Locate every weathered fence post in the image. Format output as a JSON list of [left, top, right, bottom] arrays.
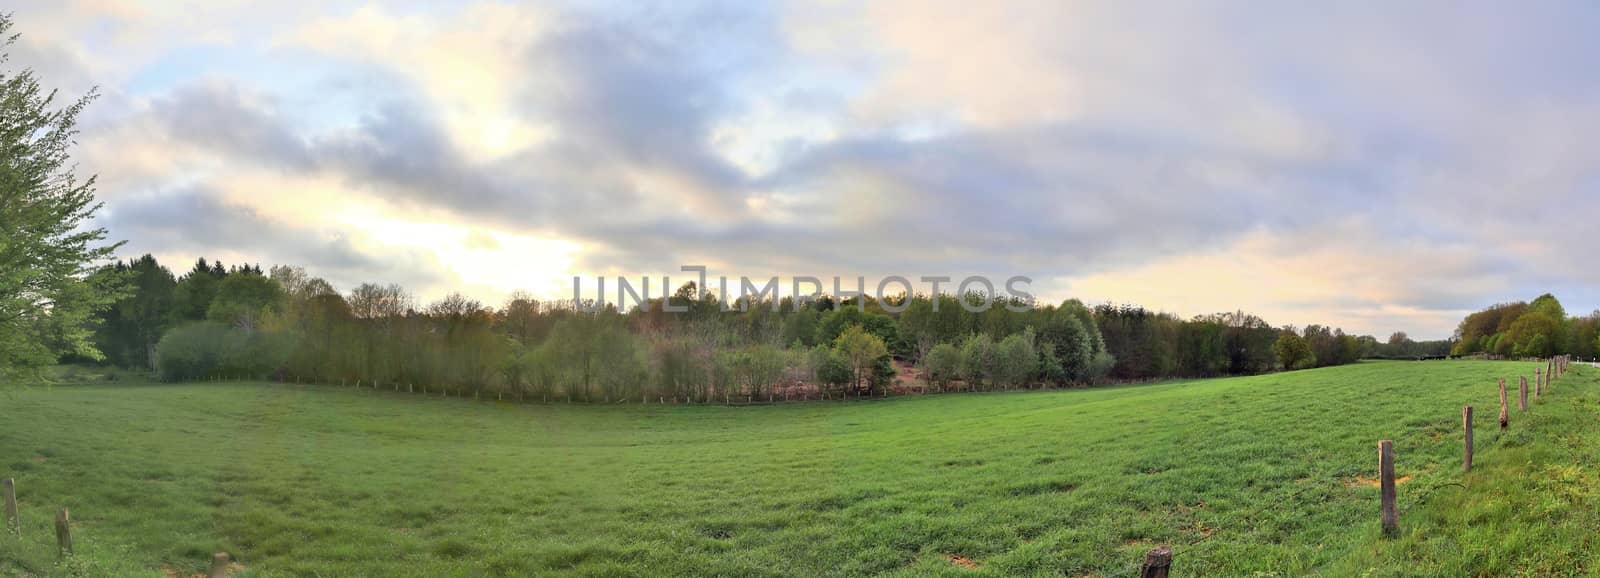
[[55, 507, 71, 556], [209, 552, 231, 578], [3, 478, 17, 537], [1499, 379, 1509, 429], [1379, 440, 1398, 535], [1462, 406, 1473, 473], [1536, 371, 1543, 397], [1519, 377, 1529, 411], [1139, 546, 1172, 578], [1537, 368, 1544, 394]]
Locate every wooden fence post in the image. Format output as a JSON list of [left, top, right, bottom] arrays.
[[1537, 368, 1544, 394], [209, 552, 231, 578], [1519, 377, 1529, 411], [1498, 379, 1509, 429], [1379, 440, 1398, 535], [55, 508, 71, 556], [3, 478, 17, 537], [1536, 371, 1543, 397], [1139, 546, 1172, 578], [1462, 406, 1473, 473]]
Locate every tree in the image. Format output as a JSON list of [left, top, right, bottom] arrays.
[[94, 255, 175, 368], [809, 344, 852, 392], [1273, 332, 1315, 370], [0, 15, 123, 378], [1036, 304, 1093, 383], [834, 324, 888, 394], [817, 308, 902, 355], [923, 343, 961, 391], [1504, 312, 1560, 358], [958, 333, 995, 389], [208, 272, 284, 331], [172, 259, 225, 322], [994, 330, 1039, 388]]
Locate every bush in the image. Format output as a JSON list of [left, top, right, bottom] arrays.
[[809, 345, 852, 391], [994, 331, 1038, 388], [155, 322, 287, 381], [923, 343, 961, 389], [958, 334, 995, 388]]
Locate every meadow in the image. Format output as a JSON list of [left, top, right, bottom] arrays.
[[1, 360, 1597, 576]]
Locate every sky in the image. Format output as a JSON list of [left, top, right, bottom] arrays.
[[10, 0, 1600, 339]]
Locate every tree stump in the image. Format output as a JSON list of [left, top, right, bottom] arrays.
[[1140, 546, 1172, 578]]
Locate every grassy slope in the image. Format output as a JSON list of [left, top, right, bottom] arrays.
[[0, 361, 1593, 576]]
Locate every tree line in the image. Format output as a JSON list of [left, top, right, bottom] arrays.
[[71, 254, 1428, 401], [1451, 293, 1600, 360]]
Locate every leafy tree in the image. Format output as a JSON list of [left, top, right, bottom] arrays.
[[923, 343, 961, 391], [1273, 332, 1315, 370], [808, 344, 852, 391], [994, 329, 1039, 388], [1177, 317, 1227, 376], [208, 272, 284, 331], [1504, 311, 1560, 358], [0, 15, 123, 378], [1037, 303, 1093, 383], [817, 308, 903, 355], [958, 333, 995, 389], [834, 324, 888, 394]]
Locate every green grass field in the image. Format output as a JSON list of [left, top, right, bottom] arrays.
[[2, 360, 1597, 576]]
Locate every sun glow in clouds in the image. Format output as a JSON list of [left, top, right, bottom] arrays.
[[335, 208, 580, 301]]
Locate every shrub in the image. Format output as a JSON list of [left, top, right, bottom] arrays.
[[923, 343, 961, 389]]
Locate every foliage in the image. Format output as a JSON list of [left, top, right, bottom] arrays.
[[833, 324, 889, 393], [80, 253, 1390, 397], [922, 342, 961, 389], [154, 321, 288, 381], [1451, 294, 1572, 359], [0, 16, 123, 379], [958, 333, 995, 388], [1273, 332, 1316, 370], [92, 255, 175, 369], [993, 329, 1038, 388]]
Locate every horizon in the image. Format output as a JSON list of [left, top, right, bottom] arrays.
[[12, 1, 1600, 340]]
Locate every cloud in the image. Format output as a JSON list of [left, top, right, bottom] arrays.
[[12, 1, 1600, 337], [101, 188, 449, 293]]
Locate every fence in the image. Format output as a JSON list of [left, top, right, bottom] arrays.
[[1115, 354, 1575, 574], [1, 478, 232, 577]]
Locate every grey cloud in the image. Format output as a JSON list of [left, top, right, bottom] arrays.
[[102, 189, 448, 292], [55, 1, 1600, 337], [150, 84, 315, 171]]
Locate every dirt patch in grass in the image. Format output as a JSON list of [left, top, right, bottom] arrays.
[[161, 562, 246, 577], [1345, 475, 1412, 488], [945, 554, 980, 569]]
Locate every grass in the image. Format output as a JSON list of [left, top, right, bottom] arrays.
[[0, 360, 1595, 576]]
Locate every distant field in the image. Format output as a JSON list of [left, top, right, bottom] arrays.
[[1, 361, 1597, 576]]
